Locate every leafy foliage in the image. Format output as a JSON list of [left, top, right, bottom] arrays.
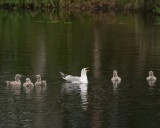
[[0, 0, 159, 14]]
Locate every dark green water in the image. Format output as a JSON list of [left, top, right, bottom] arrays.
[[1, 10, 160, 128]]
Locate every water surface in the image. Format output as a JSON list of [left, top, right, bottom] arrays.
[[0, 11, 160, 128]]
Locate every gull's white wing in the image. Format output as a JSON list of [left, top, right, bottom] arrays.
[[60, 72, 81, 82], [67, 76, 81, 83]]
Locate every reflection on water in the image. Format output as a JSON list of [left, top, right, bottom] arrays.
[[112, 81, 119, 94], [23, 86, 34, 99], [1, 11, 160, 127], [35, 85, 47, 95], [62, 83, 88, 110], [147, 80, 156, 86], [33, 85, 47, 128], [62, 83, 79, 93], [33, 31, 46, 75], [108, 91, 119, 128], [7, 85, 21, 96], [79, 83, 88, 110], [93, 29, 101, 78]]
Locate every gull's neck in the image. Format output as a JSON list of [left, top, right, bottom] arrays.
[[81, 70, 88, 82]]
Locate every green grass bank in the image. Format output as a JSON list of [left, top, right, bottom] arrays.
[[0, 0, 160, 14]]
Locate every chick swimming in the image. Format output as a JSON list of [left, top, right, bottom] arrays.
[[6, 74, 22, 86], [111, 70, 121, 83], [35, 74, 47, 86], [146, 71, 156, 81], [23, 78, 34, 87]]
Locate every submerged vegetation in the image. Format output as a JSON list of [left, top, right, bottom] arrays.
[[0, 0, 160, 14]]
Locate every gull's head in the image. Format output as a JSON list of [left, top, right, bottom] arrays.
[[81, 67, 89, 75], [82, 67, 89, 72], [113, 70, 118, 77], [149, 71, 154, 76], [26, 78, 31, 82], [36, 74, 41, 79]]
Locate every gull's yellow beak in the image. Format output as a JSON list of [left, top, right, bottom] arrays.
[[85, 67, 89, 71]]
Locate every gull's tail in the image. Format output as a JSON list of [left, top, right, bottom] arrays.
[[60, 72, 68, 80]]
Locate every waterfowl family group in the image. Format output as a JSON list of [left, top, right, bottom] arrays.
[[7, 74, 47, 87], [6, 68, 157, 87], [60, 68, 122, 84], [60, 67, 157, 85]]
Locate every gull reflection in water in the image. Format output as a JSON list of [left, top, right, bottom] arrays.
[[79, 83, 88, 110], [35, 85, 47, 95], [112, 81, 120, 94], [62, 83, 88, 110], [148, 80, 156, 87], [23, 86, 34, 99], [148, 80, 156, 92]]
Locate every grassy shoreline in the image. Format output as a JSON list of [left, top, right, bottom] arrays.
[[0, 0, 160, 14]]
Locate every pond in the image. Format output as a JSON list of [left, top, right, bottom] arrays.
[[0, 10, 160, 128]]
